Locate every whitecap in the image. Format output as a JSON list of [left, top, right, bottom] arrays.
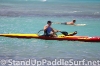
[[94, 12, 99, 14], [41, 0, 47, 2], [69, 11, 82, 13]]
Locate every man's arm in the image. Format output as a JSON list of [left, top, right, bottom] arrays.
[[52, 28, 60, 32], [51, 27, 55, 32], [44, 25, 48, 31]]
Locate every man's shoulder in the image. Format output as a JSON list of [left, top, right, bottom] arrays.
[[44, 24, 48, 27], [46, 24, 49, 26]]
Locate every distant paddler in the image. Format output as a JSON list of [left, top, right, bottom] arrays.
[[53, 19, 86, 26], [53, 19, 76, 25]]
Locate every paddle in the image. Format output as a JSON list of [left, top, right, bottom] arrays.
[[56, 31, 68, 36], [68, 31, 77, 36], [38, 29, 44, 33], [54, 30, 77, 36], [38, 29, 77, 36], [37, 29, 71, 36]]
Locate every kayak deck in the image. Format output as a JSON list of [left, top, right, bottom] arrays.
[[0, 34, 100, 42], [0, 34, 39, 38]]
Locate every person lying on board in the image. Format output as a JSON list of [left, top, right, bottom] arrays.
[[53, 19, 76, 25], [44, 21, 59, 37]]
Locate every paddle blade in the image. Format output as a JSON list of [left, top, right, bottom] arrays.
[[68, 31, 77, 36], [61, 31, 77, 36], [60, 31, 68, 36]]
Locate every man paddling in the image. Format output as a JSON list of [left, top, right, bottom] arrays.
[[43, 21, 77, 37], [44, 21, 59, 37], [54, 19, 76, 25]]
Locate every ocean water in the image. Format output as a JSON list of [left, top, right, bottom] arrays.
[[0, 0, 100, 66]]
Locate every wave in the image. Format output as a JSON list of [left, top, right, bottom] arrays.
[[0, 10, 100, 18], [41, 0, 47, 2], [68, 11, 82, 13], [94, 12, 99, 15]]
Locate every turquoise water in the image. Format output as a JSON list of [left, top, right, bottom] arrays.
[[0, 0, 100, 65]]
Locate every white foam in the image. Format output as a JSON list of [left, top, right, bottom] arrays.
[[41, 0, 47, 2], [94, 12, 99, 14], [66, 11, 82, 13]]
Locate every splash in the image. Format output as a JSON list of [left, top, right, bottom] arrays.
[[42, 0, 47, 2]]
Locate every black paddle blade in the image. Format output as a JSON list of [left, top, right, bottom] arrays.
[[68, 31, 77, 36], [60, 31, 68, 36], [61, 31, 77, 36]]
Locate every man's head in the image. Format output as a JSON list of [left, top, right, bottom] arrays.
[[47, 21, 52, 26], [73, 19, 76, 23]]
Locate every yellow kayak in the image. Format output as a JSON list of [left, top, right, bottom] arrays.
[[0, 33, 100, 42]]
